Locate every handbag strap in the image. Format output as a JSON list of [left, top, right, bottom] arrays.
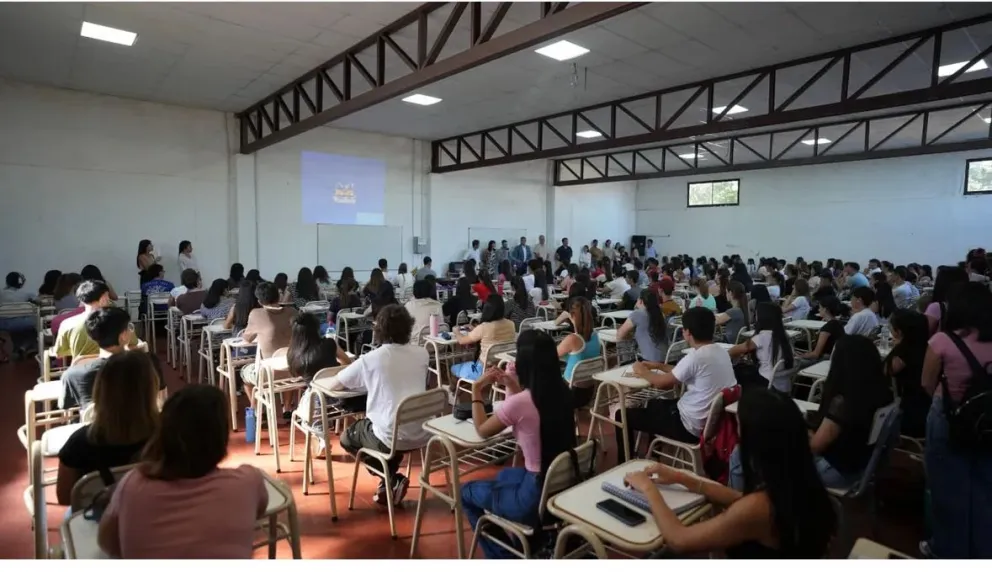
[[97, 465, 116, 487]]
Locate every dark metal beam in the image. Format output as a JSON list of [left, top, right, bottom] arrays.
[[554, 99, 992, 185], [238, 2, 641, 154], [433, 13, 992, 172]]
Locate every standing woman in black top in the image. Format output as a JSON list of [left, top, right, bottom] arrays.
[[626, 388, 834, 558], [884, 309, 930, 439]]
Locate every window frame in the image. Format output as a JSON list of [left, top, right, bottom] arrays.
[[686, 178, 741, 208], [964, 158, 992, 196]]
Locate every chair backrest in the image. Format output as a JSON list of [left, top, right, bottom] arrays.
[[538, 440, 598, 520], [808, 379, 825, 403], [272, 347, 288, 359], [484, 340, 517, 366], [848, 403, 901, 498], [519, 317, 542, 332], [700, 390, 729, 442], [387, 387, 448, 454], [456, 310, 470, 326], [0, 302, 37, 318], [303, 301, 330, 313], [70, 463, 139, 512], [664, 340, 688, 364], [566, 356, 605, 389]]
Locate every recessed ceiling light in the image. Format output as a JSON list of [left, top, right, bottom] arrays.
[[535, 40, 589, 62], [984, 117, 992, 124], [801, 138, 832, 145], [80, 21, 137, 46], [576, 130, 602, 139], [713, 105, 748, 115], [678, 152, 706, 159], [402, 94, 442, 106], [937, 59, 988, 77]]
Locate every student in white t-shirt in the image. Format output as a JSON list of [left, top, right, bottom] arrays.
[[618, 307, 736, 462], [600, 265, 630, 299], [766, 272, 783, 301], [781, 278, 811, 321], [330, 305, 430, 507], [844, 287, 880, 336], [729, 303, 795, 392], [889, 266, 916, 309]]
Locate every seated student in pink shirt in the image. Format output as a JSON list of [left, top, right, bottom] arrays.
[[98, 385, 268, 559], [461, 329, 576, 559]]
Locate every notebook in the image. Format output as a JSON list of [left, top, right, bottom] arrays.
[[601, 481, 706, 515]]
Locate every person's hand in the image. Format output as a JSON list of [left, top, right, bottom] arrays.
[[631, 361, 649, 377], [641, 463, 685, 486], [501, 369, 521, 393], [472, 369, 502, 398], [623, 471, 657, 495]]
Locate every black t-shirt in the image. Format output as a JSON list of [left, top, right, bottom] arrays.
[[886, 342, 930, 438], [58, 425, 147, 476], [61, 354, 166, 410], [556, 245, 573, 265], [819, 319, 845, 356], [715, 294, 732, 313], [820, 391, 891, 475]]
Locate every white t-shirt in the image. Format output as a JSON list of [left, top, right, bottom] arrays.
[[750, 330, 792, 391], [845, 307, 880, 336], [334, 343, 431, 450], [892, 282, 914, 309], [785, 296, 810, 321], [528, 287, 543, 309], [670, 343, 736, 436], [404, 298, 443, 339], [767, 285, 781, 301], [522, 273, 535, 292], [606, 277, 630, 299], [178, 253, 198, 272], [465, 249, 481, 265]]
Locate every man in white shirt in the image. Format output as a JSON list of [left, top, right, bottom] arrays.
[[601, 271, 631, 299], [889, 266, 916, 309], [845, 287, 880, 336], [644, 239, 658, 260], [868, 258, 882, 275], [464, 240, 482, 266], [332, 305, 431, 506], [618, 307, 735, 461], [169, 269, 201, 302], [533, 235, 549, 261]]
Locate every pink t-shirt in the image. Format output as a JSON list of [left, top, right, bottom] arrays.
[[495, 389, 541, 473], [924, 302, 943, 328], [928, 331, 992, 402], [103, 465, 268, 558]]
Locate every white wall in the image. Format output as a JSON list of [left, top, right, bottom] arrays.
[[555, 181, 637, 253], [0, 79, 231, 293], [635, 151, 992, 267]]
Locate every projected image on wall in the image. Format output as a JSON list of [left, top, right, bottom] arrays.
[[301, 151, 386, 225]]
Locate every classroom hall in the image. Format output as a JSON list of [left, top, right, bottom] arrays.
[[1, 1, 992, 561]]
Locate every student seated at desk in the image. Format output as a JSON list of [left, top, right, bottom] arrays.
[[81, 265, 119, 302], [199, 279, 234, 321], [556, 297, 600, 407], [845, 287, 880, 336], [766, 272, 783, 301], [98, 385, 269, 558], [404, 279, 443, 341], [287, 267, 320, 309], [620, 270, 642, 311], [330, 279, 362, 318], [472, 270, 497, 301], [289, 313, 352, 383], [617, 289, 669, 363], [797, 296, 847, 365], [728, 303, 794, 392], [52, 272, 83, 312], [625, 389, 835, 558], [530, 269, 560, 311], [224, 279, 260, 332], [689, 277, 716, 312], [313, 265, 334, 298], [462, 329, 576, 559], [600, 264, 629, 299], [227, 263, 245, 290], [170, 270, 205, 314], [781, 278, 811, 321], [329, 305, 430, 506], [714, 281, 749, 345], [872, 281, 896, 324], [239, 282, 297, 400], [658, 277, 683, 320], [38, 269, 61, 298], [54, 280, 141, 363], [451, 295, 515, 382], [58, 352, 160, 506], [504, 277, 537, 328], [442, 277, 477, 328], [273, 273, 290, 305], [618, 308, 736, 462], [747, 285, 771, 326], [885, 309, 929, 440]]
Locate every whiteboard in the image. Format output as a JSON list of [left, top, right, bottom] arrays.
[[468, 227, 528, 248], [316, 224, 404, 272]]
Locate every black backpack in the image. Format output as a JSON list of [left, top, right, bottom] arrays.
[[939, 333, 992, 452]]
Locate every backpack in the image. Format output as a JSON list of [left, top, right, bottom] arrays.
[[702, 386, 742, 484], [939, 333, 992, 452]]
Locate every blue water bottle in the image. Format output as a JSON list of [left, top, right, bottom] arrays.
[[245, 407, 256, 443]]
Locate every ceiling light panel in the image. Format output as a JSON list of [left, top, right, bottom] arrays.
[[402, 94, 442, 106], [80, 22, 137, 46], [535, 40, 589, 62]]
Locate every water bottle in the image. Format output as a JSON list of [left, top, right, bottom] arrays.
[[429, 314, 440, 338], [245, 407, 256, 444]]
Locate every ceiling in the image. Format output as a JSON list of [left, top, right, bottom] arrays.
[[1, 2, 991, 144]]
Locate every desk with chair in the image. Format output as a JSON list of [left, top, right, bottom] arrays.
[[600, 310, 632, 329], [587, 366, 673, 463], [785, 319, 828, 348]]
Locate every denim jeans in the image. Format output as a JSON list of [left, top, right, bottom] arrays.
[[925, 397, 992, 558], [728, 445, 858, 491], [461, 468, 541, 559]]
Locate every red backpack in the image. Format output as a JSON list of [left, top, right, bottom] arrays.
[[701, 385, 742, 484]]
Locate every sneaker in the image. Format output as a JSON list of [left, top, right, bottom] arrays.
[[391, 474, 410, 506], [372, 480, 389, 505]]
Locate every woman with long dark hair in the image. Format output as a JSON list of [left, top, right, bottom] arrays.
[[714, 268, 732, 313], [781, 278, 811, 321], [136, 239, 159, 284], [288, 313, 352, 382], [227, 263, 245, 290], [715, 281, 750, 344], [81, 265, 119, 301], [330, 277, 361, 318], [273, 272, 290, 304], [729, 302, 794, 392], [312, 265, 333, 297], [872, 281, 896, 322], [462, 329, 576, 559], [472, 269, 497, 300], [920, 282, 992, 558], [38, 269, 62, 298], [245, 269, 262, 283], [452, 294, 515, 381], [224, 279, 260, 332], [337, 267, 357, 294], [362, 269, 385, 306], [442, 276, 477, 328], [288, 267, 319, 308], [885, 309, 929, 439], [556, 297, 601, 407], [798, 296, 847, 362], [630, 389, 835, 557], [364, 281, 398, 321], [53, 272, 83, 311], [924, 265, 969, 335], [178, 240, 198, 272], [618, 289, 668, 362], [199, 279, 233, 321], [503, 276, 537, 328]]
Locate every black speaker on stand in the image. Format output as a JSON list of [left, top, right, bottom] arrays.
[[630, 235, 647, 258]]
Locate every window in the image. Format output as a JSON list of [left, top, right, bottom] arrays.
[[687, 179, 740, 207], [965, 158, 992, 195]]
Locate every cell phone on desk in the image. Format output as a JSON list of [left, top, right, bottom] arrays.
[[596, 499, 645, 526]]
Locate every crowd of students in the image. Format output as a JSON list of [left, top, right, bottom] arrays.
[[4, 236, 992, 559]]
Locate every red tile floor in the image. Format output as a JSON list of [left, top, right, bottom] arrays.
[[0, 345, 928, 559]]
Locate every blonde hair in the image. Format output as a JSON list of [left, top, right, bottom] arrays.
[[88, 352, 160, 445]]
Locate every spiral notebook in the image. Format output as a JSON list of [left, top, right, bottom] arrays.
[[601, 481, 706, 515]]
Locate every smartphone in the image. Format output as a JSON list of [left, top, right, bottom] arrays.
[[596, 499, 646, 526]]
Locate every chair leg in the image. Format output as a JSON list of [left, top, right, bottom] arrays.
[[289, 420, 297, 463], [269, 400, 282, 473], [228, 373, 239, 431], [409, 486, 428, 558], [325, 437, 338, 521], [348, 453, 362, 510], [301, 432, 310, 495], [254, 401, 264, 456], [382, 461, 398, 540]]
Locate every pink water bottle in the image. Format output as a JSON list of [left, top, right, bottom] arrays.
[[429, 314, 440, 337]]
